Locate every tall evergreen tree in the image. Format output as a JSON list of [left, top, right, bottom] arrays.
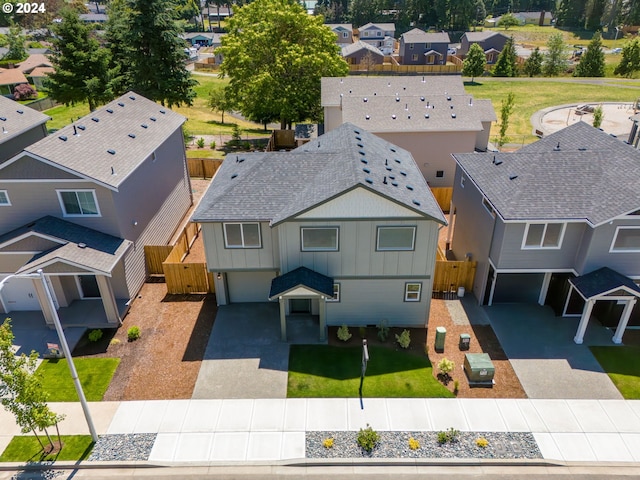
[[614, 37, 640, 78], [555, 0, 586, 28], [46, 9, 116, 111], [111, 0, 197, 107], [575, 32, 605, 77], [523, 47, 543, 77], [585, 0, 606, 30], [462, 43, 487, 83], [543, 33, 569, 76], [492, 36, 518, 77]]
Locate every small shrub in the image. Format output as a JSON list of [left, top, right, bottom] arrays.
[[88, 329, 103, 342], [337, 325, 352, 342], [453, 379, 460, 396], [127, 326, 141, 342], [377, 319, 389, 342], [231, 123, 242, 142], [209, 140, 216, 149], [408, 437, 420, 450], [242, 141, 252, 150], [395, 329, 411, 348], [196, 137, 205, 148], [110, 338, 121, 346], [476, 437, 489, 448], [437, 427, 460, 444], [322, 437, 334, 448], [438, 358, 455, 375], [357, 424, 380, 452], [12, 84, 37, 101]]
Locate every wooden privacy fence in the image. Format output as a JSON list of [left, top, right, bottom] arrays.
[[144, 245, 174, 275], [430, 187, 452, 213], [433, 260, 477, 297], [187, 158, 222, 179], [349, 63, 461, 74]]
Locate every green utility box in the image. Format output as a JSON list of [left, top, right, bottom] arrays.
[[464, 353, 495, 384], [435, 326, 446, 352], [459, 333, 471, 351]]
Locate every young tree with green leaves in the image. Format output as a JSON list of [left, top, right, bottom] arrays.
[[0, 319, 65, 452], [218, 0, 349, 129], [498, 92, 514, 147], [543, 33, 569, 76], [523, 47, 543, 77], [575, 32, 605, 77], [462, 43, 486, 83], [46, 9, 117, 111], [614, 38, 640, 78], [592, 105, 603, 128], [208, 86, 230, 123], [2, 22, 26, 61], [498, 13, 520, 29], [492, 36, 518, 77]]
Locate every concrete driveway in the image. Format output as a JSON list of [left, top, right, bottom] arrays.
[[192, 303, 324, 399], [481, 303, 622, 399]]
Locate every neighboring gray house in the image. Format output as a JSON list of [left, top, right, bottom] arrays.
[[450, 122, 640, 343], [182, 32, 216, 46], [192, 123, 446, 340], [0, 96, 49, 164], [0, 93, 192, 327], [458, 31, 510, 64], [321, 76, 496, 205], [341, 41, 384, 66], [358, 22, 395, 49], [399, 29, 450, 65], [327, 23, 353, 44]]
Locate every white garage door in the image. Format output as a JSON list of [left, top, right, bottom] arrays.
[[226, 271, 276, 303], [0, 277, 41, 311]]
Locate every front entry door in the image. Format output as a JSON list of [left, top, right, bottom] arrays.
[[290, 298, 311, 314], [78, 275, 100, 298]]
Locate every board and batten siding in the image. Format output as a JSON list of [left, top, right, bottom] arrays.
[[0, 124, 47, 164], [200, 222, 279, 271], [576, 219, 640, 277]]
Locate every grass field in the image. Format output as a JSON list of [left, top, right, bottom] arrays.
[[288, 345, 454, 398], [37, 358, 120, 402], [590, 346, 640, 399], [484, 25, 628, 49], [0, 435, 94, 462]]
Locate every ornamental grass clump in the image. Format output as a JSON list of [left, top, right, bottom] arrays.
[[357, 424, 380, 453], [395, 329, 411, 348]]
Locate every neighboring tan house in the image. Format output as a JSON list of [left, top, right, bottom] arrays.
[[399, 29, 449, 65], [0, 96, 49, 164], [28, 66, 54, 89], [341, 41, 384, 66], [203, 5, 233, 21], [458, 31, 509, 64], [192, 123, 446, 340], [16, 54, 52, 75], [450, 122, 640, 344], [515, 11, 553, 26], [358, 22, 395, 49], [0, 68, 29, 96], [0, 92, 193, 327], [327, 24, 353, 45], [321, 76, 496, 210]]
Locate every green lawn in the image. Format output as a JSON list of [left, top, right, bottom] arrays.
[[37, 358, 120, 402], [288, 345, 454, 398], [590, 346, 640, 399], [484, 25, 627, 49], [0, 435, 94, 462]]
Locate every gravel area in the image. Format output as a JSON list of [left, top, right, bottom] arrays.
[[88, 434, 157, 461], [307, 431, 541, 460]]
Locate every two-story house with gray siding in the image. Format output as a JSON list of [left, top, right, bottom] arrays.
[[0, 96, 49, 164], [450, 122, 640, 343], [193, 123, 446, 340], [0, 92, 192, 327], [327, 24, 353, 45], [458, 32, 510, 64], [357, 23, 395, 49], [399, 29, 450, 65]]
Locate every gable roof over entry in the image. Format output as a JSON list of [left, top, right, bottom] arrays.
[[269, 266, 334, 299], [569, 267, 640, 300]]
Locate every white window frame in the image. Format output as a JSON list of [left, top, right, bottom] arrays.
[[409, 43, 414, 49], [363, 31, 369, 37], [411, 54, 418, 61], [327, 283, 340, 302], [610, 226, 640, 253], [376, 226, 416, 251], [482, 198, 496, 218], [223, 222, 262, 249], [521, 222, 566, 250], [342, 31, 348, 38], [0, 190, 10, 206], [404, 282, 422, 302], [301, 227, 339, 252], [56, 189, 101, 217]]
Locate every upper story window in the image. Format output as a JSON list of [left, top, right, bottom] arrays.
[[223, 222, 261, 248], [482, 198, 496, 218], [57, 190, 100, 217], [522, 223, 565, 249], [610, 226, 640, 252], [342, 31, 348, 38], [409, 43, 414, 49], [301, 227, 338, 251], [377, 226, 416, 251], [411, 54, 418, 61], [0, 190, 10, 206], [425, 42, 431, 48], [363, 31, 369, 37], [376, 31, 382, 37]]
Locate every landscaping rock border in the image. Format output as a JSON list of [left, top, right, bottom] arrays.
[[88, 434, 156, 461], [306, 431, 541, 460]]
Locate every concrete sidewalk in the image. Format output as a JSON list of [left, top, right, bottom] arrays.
[[5, 398, 640, 465]]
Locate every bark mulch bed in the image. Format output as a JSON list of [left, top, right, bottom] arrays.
[[328, 299, 526, 399], [73, 282, 217, 400]]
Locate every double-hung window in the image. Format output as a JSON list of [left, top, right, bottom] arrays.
[[57, 190, 100, 217], [377, 226, 416, 251], [301, 227, 339, 251], [223, 223, 261, 248], [610, 227, 640, 252], [522, 223, 565, 249], [404, 283, 422, 302]]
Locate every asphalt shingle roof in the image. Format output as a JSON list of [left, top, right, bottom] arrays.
[[342, 41, 383, 57], [453, 124, 640, 225], [358, 23, 395, 31], [463, 31, 509, 42], [0, 96, 49, 153], [23, 92, 185, 190], [192, 123, 446, 225], [401, 28, 450, 44], [269, 266, 334, 298], [569, 267, 640, 299]]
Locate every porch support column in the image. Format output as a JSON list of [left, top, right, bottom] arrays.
[[538, 272, 552, 306], [574, 298, 595, 344], [318, 296, 326, 341], [96, 275, 121, 325], [33, 278, 55, 327], [279, 296, 287, 342], [613, 298, 637, 344]]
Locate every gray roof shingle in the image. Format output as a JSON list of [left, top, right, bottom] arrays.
[[401, 28, 450, 44], [22, 92, 185, 189], [192, 123, 446, 225], [269, 266, 334, 298], [453, 124, 640, 225], [0, 96, 49, 152], [569, 267, 640, 299], [342, 41, 384, 57]]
